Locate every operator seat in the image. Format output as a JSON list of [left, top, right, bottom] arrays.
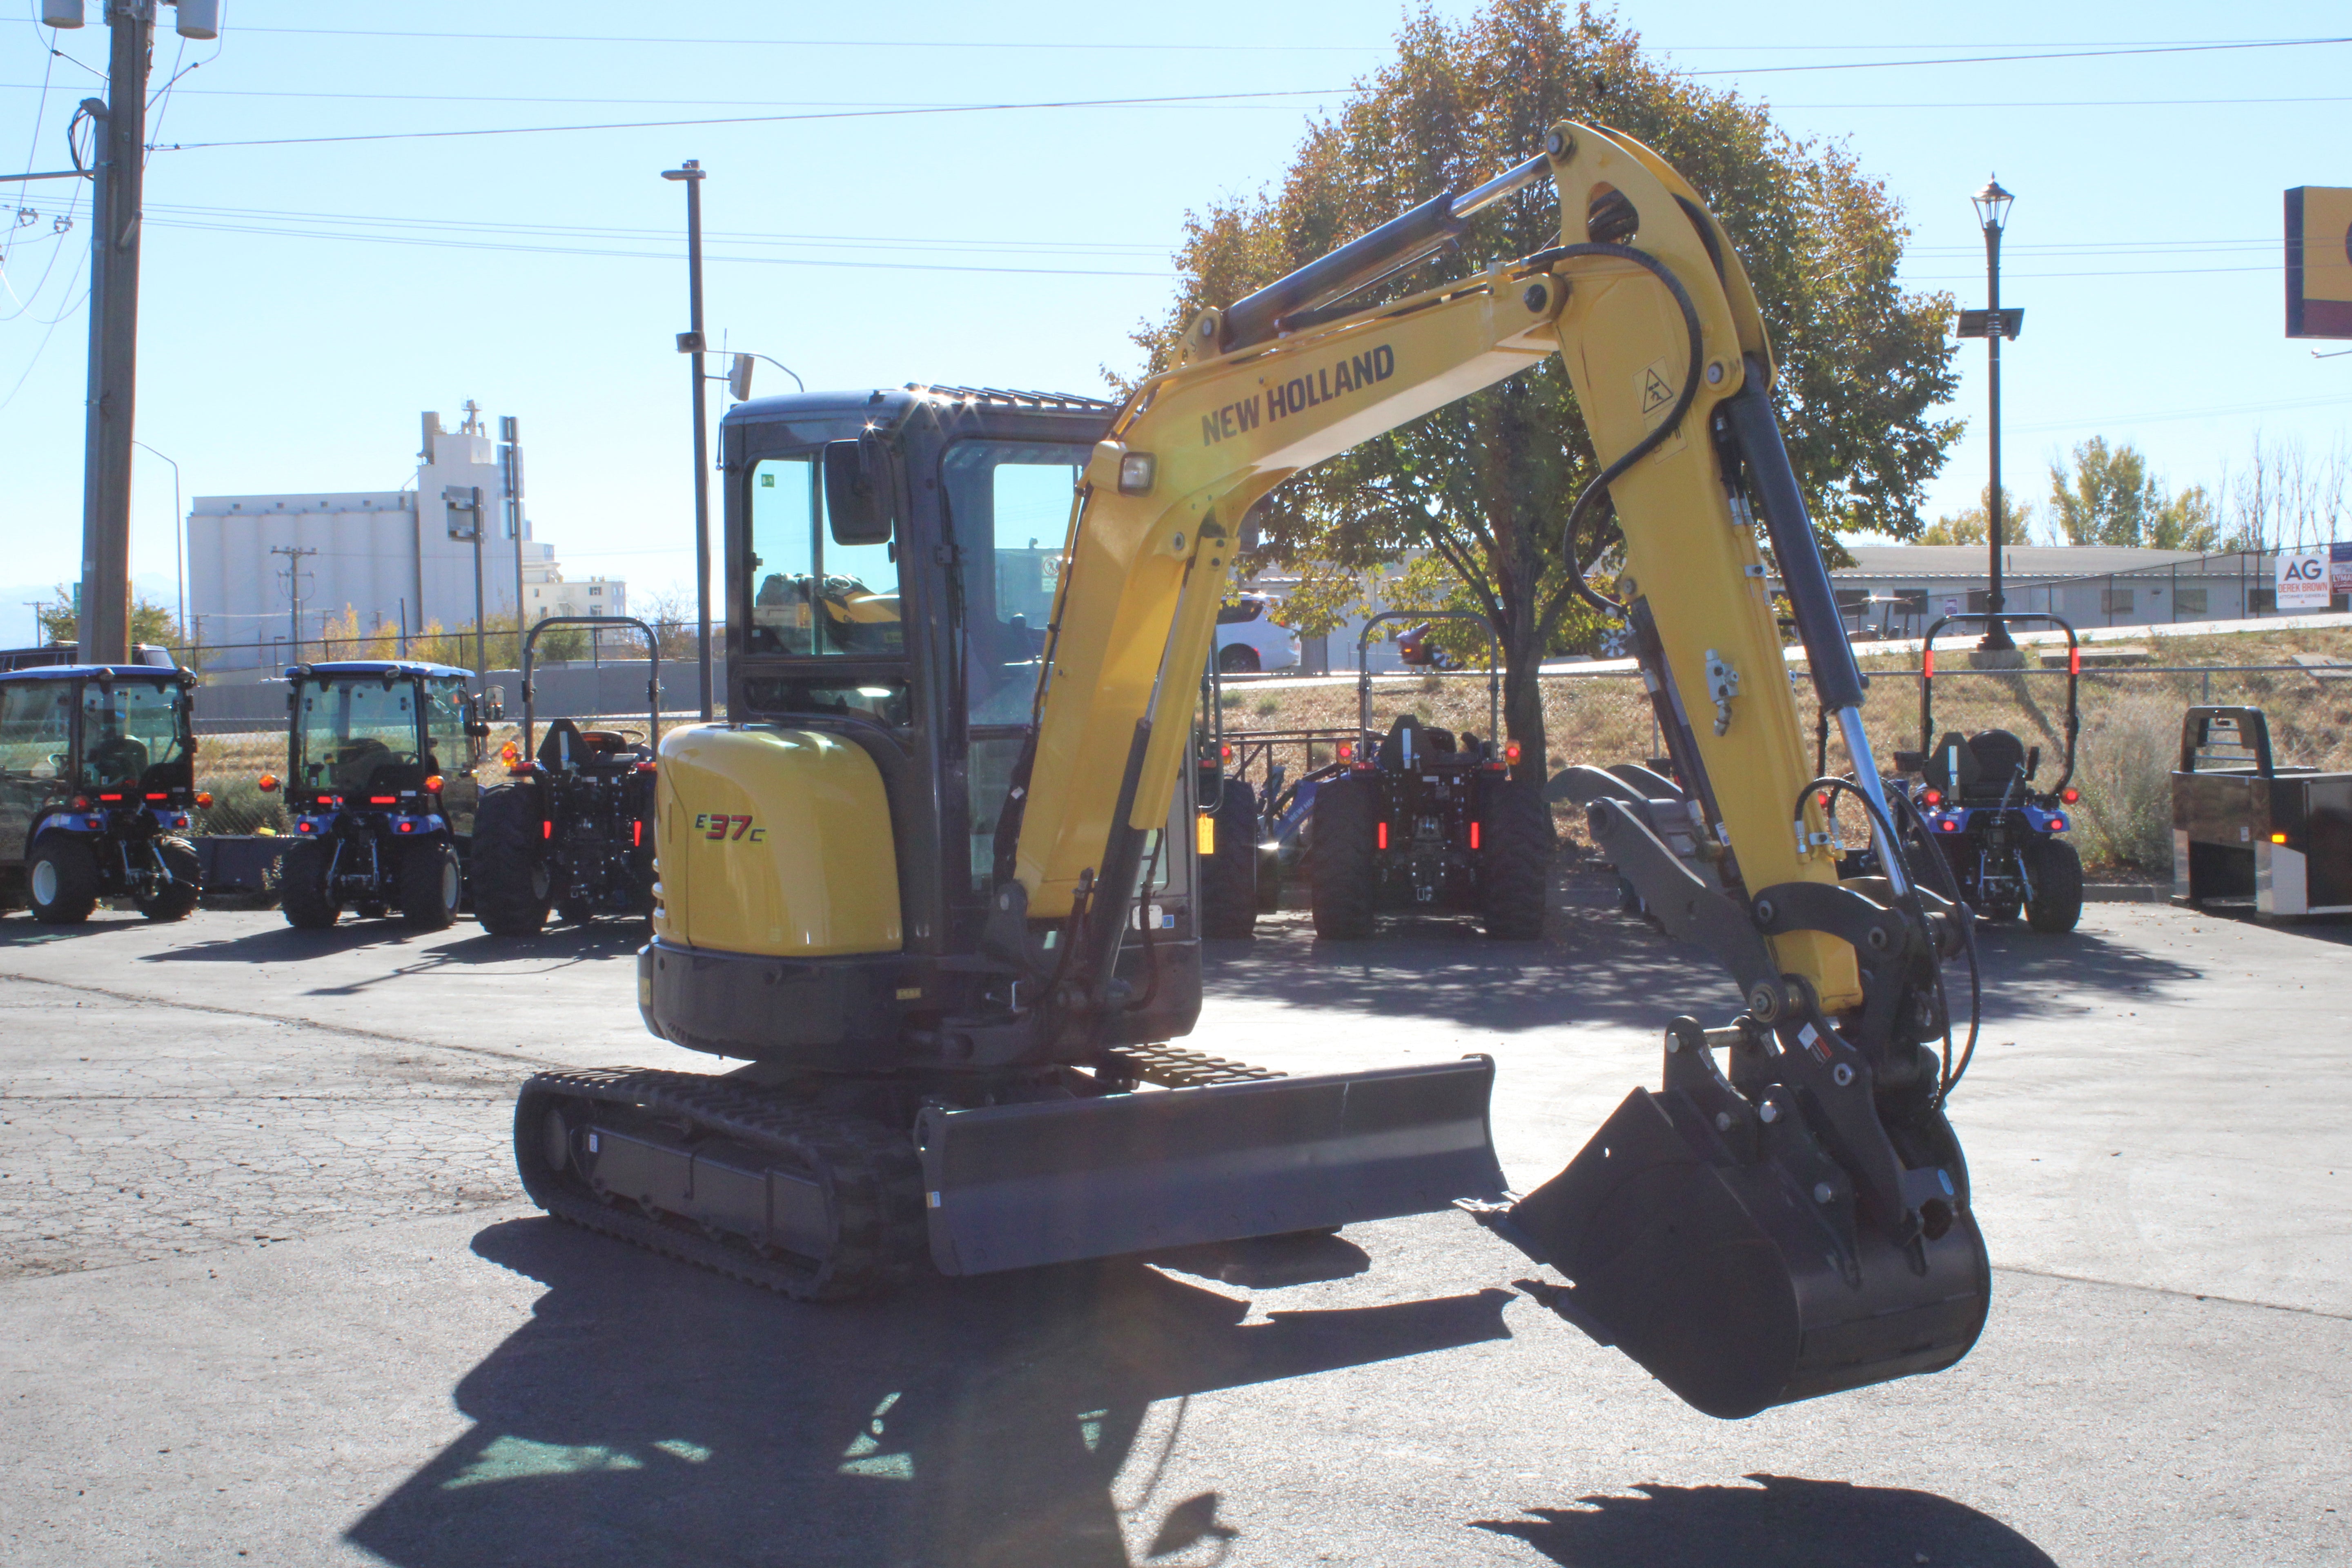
[[1964, 728, 2029, 797], [1376, 714, 1423, 771], [1920, 731, 1983, 799]]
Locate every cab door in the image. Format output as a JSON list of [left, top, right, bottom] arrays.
[[425, 677, 479, 837]]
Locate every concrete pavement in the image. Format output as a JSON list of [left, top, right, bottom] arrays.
[[1, 896, 2346, 1565]]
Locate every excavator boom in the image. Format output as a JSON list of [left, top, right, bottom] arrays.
[[984, 121, 1988, 1416]]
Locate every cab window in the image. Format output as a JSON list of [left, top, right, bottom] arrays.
[[0, 684, 73, 782], [78, 681, 189, 790], [747, 454, 903, 659]]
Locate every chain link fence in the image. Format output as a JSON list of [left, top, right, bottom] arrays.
[[1212, 654, 2352, 874]]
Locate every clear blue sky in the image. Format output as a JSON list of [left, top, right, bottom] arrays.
[[3, 1, 2347, 646]]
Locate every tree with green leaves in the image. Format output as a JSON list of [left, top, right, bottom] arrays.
[[1131, 0, 1961, 775], [2047, 437, 2216, 551], [34, 587, 183, 651], [1918, 485, 2033, 546]]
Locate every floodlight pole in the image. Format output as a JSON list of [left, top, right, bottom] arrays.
[[664, 160, 715, 720]]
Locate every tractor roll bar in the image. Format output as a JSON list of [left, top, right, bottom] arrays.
[[1354, 610, 1502, 756], [1918, 612, 2079, 795], [519, 616, 663, 759]]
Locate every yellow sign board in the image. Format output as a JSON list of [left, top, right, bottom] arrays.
[[2287, 187, 2352, 338]]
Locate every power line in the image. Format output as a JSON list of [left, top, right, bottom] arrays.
[[1688, 34, 2351, 74], [146, 86, 1350, 152]]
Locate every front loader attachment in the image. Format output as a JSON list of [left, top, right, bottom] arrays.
[[918, 1056, 1506, 1276], [1476, 1017, 1989, 1419]]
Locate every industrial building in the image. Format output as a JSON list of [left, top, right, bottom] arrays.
[[185, 407, 623, 670]]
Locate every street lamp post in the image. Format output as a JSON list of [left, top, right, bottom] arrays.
[[1964, 178, 2020, 655], [662, 160, 715, 721], [132, 440, 182, 655]]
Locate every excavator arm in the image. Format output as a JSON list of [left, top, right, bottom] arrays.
[[993, 121, 1988, 1418]]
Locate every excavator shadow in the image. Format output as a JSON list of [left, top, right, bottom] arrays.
[[1476, 1472, 2055, 1566], [345, 1217, 1513, 1568]]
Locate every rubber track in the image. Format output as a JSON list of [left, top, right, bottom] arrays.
[[515, 1067, 927, 1302]]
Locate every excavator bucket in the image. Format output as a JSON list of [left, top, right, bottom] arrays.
[[1490, 1084, 1989, 1419], [917, 1056, 1506, 1276]]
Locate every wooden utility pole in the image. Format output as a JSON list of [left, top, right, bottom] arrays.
[[76, 0, 152, 667]]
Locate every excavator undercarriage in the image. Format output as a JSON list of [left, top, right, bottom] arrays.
[[516, 119, 1989, 1421]]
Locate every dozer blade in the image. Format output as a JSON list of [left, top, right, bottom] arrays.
[[917, 1056, 1505, 1276], [1492, 1087, 1989, 1419]]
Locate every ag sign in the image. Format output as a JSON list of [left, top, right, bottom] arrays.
[[2277, 549, 2333, 610], [2286, 187, 2352, 339]]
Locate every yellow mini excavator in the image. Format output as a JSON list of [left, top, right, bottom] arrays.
[[515, 122, 1990, 1420]]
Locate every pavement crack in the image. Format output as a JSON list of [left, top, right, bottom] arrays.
[[1993, 1264, 2352, 1322]]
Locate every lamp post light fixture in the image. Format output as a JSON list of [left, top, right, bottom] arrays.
[[1958, 177, 2025, 656], [662, 159, 715, 720]]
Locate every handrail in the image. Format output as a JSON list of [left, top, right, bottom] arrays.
[[520, 616, 662, 759]]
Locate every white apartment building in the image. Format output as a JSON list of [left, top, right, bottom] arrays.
[[187, 406, 625, 670]]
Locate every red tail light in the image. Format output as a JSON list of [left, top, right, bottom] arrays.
[[1504, 741, 1522, 765], [635, 760, 656, 773], [2068, 646, 2080, 675], [146, 792, 167, 802], [2060, 787, 2078, 804], [633, 820, 643, 848], [1817, 792, 1831, 809], [370, 795, 397, 806], [1338, 742, 1354, 761], [1219, 744, 1232, 763], [1377, 822, 1389, 851], [1469, 821, 1481, 850], [98, 793, 122, 803], [1940, 820, 1960, 833], [1922, 788, 1942, 806], [71, 795, 89, 810], [543, 821, 553, 840], [2051, 815, 2068, 832]]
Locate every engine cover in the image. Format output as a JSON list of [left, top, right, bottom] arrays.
[[653, 724, 902, 957]]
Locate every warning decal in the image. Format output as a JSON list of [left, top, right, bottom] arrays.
[[1640, 366, 1674, 415]]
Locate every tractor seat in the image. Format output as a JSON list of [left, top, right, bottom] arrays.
[[1922, 728, 2029, 801], [538, 720, 648, 773], [1375, 714, 1421, 771]]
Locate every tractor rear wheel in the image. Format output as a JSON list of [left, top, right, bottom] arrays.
[[28, 837, 99, 924], [1308, 775, 1379, 940], [135, 837, 202, 921], [279, 839, 340, 928], [2026, 837, 2084, 933], [399, 837, 462, 931], [471, 783, 551, 936], [1197, 777, 1259, 939], [1477, 776, 1550, 940]]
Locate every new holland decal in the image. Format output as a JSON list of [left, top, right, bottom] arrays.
[[1200, 344, 1396, 446]]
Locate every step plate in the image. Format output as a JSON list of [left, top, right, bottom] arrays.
[[918, 1056, 1505, 1276]]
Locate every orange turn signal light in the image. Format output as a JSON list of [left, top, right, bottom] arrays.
[[194, 791, 214, 808], [423, 774, 444, 793], [256, 774, 278, 793], [1504, 741, 1522, 764], [2272, 831, 2290, 844], [1337, 742, 1354, 760], [501, 742, 519, 764]]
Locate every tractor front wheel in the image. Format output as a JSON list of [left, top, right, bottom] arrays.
[[1197, 776, 1260, 939], [280, 839, 340, 928], [135, 837, 203, 921], [28, 837, 100, 924], [1308, 775, 1379, 940], [2026, 837, 2084, 934], [400, 837, 463, 931]]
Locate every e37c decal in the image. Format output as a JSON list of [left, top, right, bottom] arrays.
[[695, 813, 766, 843]]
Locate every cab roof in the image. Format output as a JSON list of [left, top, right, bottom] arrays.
[[290, 660, 473, 680], [723, 383, 1118, 431], [0, 663, 187, 684]]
